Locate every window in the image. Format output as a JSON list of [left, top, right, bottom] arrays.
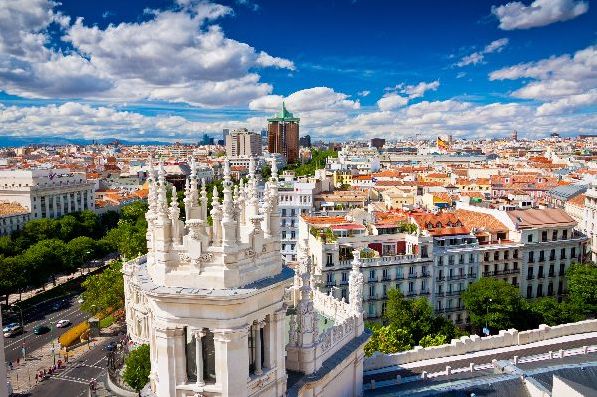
[[527, 267, 534, 280], [550, 249, 555, 261], [552, 230, 558, 241], [494, 252, 499, 260], [559, 263, 565, 276], [326, 253, 333, 266], [281, 209, 287, 216], [504, 251, 509, 260], [326, 273, 334, 286], [527, 285, 532, 298], [538, 266, 544, 278], [291, 231, 296, 239], [528, 251, 534, 263], [562, 230, 568, 239], [186, 328, 216, 384], [341, 272, 348, 283], [537, 284, 543, 297], [369, 285, 375, 298], [421, 245, 428, 258], [547, 283, 553, 296], [549, 264, 554, 277], [369, 270, 376, 281], [571, 247, 576, 258], [560, 248, 566, 259], [408, 281, 414, 292], [527, 234, 533, 243], [539, 251, 545, 262], [382, 269, 389, 280], [248, 323, 264, 375], [541, 231, 547, 242]]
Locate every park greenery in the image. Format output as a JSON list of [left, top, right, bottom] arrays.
[[81, 260, 125, 315], [0, 201, 148, 305], [364, 289, 465, 356], [123, 344, 151, 392], [283, 148, 338, 176], [461, 266, 597, 334]]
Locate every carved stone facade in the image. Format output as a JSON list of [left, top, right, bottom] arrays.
[[124, 157, 368, 397]]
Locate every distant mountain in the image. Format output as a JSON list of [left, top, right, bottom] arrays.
[[0, 136, 175, 147]]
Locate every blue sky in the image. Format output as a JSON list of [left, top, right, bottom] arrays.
[[0, 0, 595, 142]]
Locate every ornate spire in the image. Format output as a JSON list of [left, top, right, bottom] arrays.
[[200, 178, 208, 221], [157, 161, 168, 214], [221, 159, 234, 220], [169, 185, 179, 220]]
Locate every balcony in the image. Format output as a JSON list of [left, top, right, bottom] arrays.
[[537, 274, 545, 279], [449, 274, 466, 281], [436, 275, 445, 281], [381, 276, 391, 282], [526, 275, 534, 280], [443, 306, 464, 313], [394, 275, 404, 280], [482, 271, 494, 277], [420, 289, 430, 295], [444, 290, 462, 297], [339, 280, 349, 285], [420, 272, 431, 278], [325, 281, 336, 287], [503, 269, 519, 275], [408, 273, 418, 279]]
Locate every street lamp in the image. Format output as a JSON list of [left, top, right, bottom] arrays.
[[12, 302, 24, 331], [484, 298, 493, 336]]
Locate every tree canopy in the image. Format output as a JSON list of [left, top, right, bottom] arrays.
[[123, 344, 151, 392], [81, 260, 125, 315], [566, 263, 597, 315]]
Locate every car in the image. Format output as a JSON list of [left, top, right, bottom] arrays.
[[104, 341, 118, 352], [2, 323, 19, 333], [32, 325, 50, 335], [51, 300, 67, 311], [3, 325, 23, 338], [56, 320, 70, 328]]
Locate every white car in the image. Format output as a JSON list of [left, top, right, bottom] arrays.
[[56, 320, 71, 328]]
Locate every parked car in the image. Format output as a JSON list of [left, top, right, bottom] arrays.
[[32, 325, 50, 335], [3, 324, 23, 338], [51, 300, 67, 311], [56, 320, 71, 328]]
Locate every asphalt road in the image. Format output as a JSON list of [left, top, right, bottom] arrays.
[[27, 333, 121, 397], [363, 336, 597, 384], [3, 297, 90, 364]]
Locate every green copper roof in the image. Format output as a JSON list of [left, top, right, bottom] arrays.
[[267, 101, 300, 123]]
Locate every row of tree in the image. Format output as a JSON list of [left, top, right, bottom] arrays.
[[0, 202, 149, 304], [283, 148, 338, 177], [365, 289, 466, 356], [365, 263, 597, 356], [462, 263, 597, 332]]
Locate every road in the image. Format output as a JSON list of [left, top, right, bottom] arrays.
[[3, 297, 90, 364], [28, 333, 121, 397]]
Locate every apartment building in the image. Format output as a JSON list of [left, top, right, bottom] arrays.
[[0, 169, 95, 219], [509, 208, 588, 300], [0, 202, 31, 235], [225, 128, 262, 158], [300, 210, 434, 320], [411, 212, 480, 325]]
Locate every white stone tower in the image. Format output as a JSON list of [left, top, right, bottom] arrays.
[[124, 157, 292, 397]]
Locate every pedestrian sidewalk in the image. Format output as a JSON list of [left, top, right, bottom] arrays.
[[6, 323, 121, 394]]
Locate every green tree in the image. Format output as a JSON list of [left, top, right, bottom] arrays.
[[104, 221, 147, 259], [66, 236, 97, 270], [123, 344, 151, 392], [78, 210, 101, 237], [0, 256, 27, 304], [22, 239, 69, 286], [397, 222, 418, 234], [59, 215, 82, 241], [364, 324, 413, 356], [23, 218, 60, 243], [566, 263, 597, 315], [529, 297, 583, 326], [120, 201, 148, 224], [462, 278, 534, 332], [419, 334, 448, 348], [81, 260, 125, 314]]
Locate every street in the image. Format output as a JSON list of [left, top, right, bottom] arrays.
[[3, 296, 90, 364], [27, 333, 121, 397]]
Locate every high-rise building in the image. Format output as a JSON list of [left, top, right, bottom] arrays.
[[225, 128, 262, 158], [369, 138, 385, 150], [299, 135, 311, 147], [267, 103, 300, 163], [222, 128, 230, 144]]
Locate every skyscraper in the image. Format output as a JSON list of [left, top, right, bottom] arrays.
[[225, 128, 262, 158], [267, 103, 300, 163]]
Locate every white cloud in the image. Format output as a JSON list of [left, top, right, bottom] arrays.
[[490, 45, 597, 115], [357, 90, 370, 97], [492, 0, 588, 30], [0, 0, 294, 107], [377, 93, 409, 111], [456, 38, 509, 67], [249, 87, 359, 113], [401, 80, 440, 99]]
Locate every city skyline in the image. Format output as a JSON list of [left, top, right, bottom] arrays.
[[0, 0, 595, 143]]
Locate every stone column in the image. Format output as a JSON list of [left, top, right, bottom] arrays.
[[74, 191, 79, 212], [153, 326, 186, 397], [44, 195, 49, 217], [52, 195, 57, 218], [194, 329, 206, 386], [213, 327, 249, 397], [255, 320, 264, 376]]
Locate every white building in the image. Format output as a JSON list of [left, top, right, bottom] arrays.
[[0, 169, 95, 219], [123, 158, 368, 397], [225, 128, 263, 158], [0, 202, 31, 236], [584, 185, 597, 261], [301, 209, 434, 320]]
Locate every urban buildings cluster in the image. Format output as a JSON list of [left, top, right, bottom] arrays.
[[2, 104, 597, 396]]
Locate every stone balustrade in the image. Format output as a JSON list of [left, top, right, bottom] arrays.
[[312, 288, 355, 322], [364, 319, 597, 371], [316, 315, 357, 364]]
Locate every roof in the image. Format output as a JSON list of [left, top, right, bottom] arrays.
[[546, 184, 587, 201], [567, 193, 586, 208], [0, 202, 29, 217], [302, 215, 347, 226], [454, 209, 508, 234], [330, 224, 366, 230], [267, 102, 300, 123], [411, 212, 471, 236], [507, 208, 577, 229]]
